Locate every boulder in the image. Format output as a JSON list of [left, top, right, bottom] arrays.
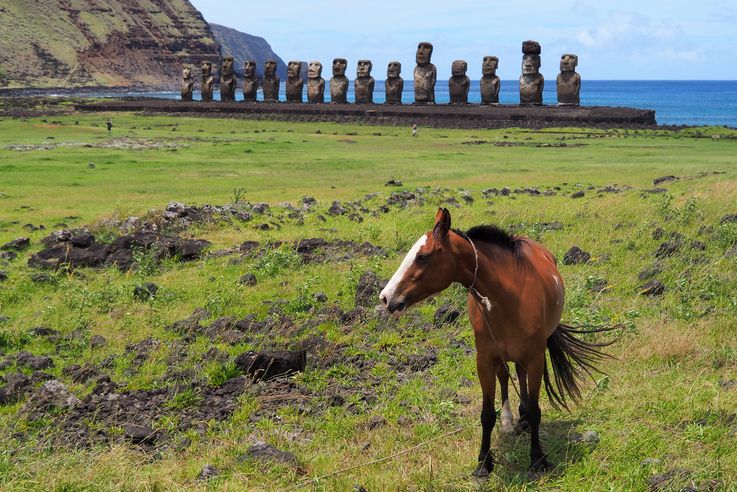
[[234, 349, 307, 381], [22, 380, 80, 419]]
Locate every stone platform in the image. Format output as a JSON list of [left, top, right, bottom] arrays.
[[78, 99, 656, 129]]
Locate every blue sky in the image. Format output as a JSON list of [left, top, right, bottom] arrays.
[[191, 0, 737, 80]]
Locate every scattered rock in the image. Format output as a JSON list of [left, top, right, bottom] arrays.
[[570, 191, 585, 199], [133, 283, 158, 301], [28, 326, 59, 337], [16, 351, 54, 370], [62, 363, 100, 384], [90, 335, 107, 348], [70, 233, 94, 248], [647, 468, 689, 491], [239, 273, 257, 286], [0, 271, 7, 282], [328, 201, 347, 215], [652, 227, 666, 240], [725, 245, 737, 258], [563, 246, 591, 265], [313, 292, 328, 303], [197, 464, 220, 481], [1, 237, 30, 251], [0, 251, 16, 261], [638, 264, 662, 281], [123, 423, 158, 445], [385, 179, 403, 187], [355, 271, 386, 307], [22, 380, 80, 420], [240, 442, 299, 468], [587, 278, 609, 293], [570, 430, 600, 444], [653, 175, 678, 185], [0, 373, 32, 404], [655, 234, 684, 258], [640, 280, 665, 296], [367, 415, 387, 430], [720, 213, 737, 225], [234, 350, 307, 381], [641, 458, 662, 466], [434, 304, 461, 325]]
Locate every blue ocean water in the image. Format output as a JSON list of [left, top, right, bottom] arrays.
[[89, 80, 737, 127]]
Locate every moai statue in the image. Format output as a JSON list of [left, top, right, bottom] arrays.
[[414, 41, 436, 104], [354, 60, 375, 104], [201, 61, 214, 102], [243, 60, 258, 102], [480, 56, 500, 105], [385, 61, 404, 105], [519, 40, 544, 105], [220, 56, 237, 102], [262, 60, 280, 102], [557, 54, 581, 106], [286, 61, 304, 103], [330, 58, 349, 103], [181, 66, 194, 101], [307, 61, 325, 103], [448, 60, 470, 105]]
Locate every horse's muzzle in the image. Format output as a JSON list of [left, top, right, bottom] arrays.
[[380, 293, 406, 316]]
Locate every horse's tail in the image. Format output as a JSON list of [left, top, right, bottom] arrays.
[[543, 323, 617, 410]]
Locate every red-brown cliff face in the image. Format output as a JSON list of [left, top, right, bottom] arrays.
[[0, 0, 221, 88]]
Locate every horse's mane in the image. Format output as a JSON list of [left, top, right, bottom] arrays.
[[454, 225, 523, 257]]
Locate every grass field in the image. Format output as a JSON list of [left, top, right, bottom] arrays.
[[1, 113, 736, 491]]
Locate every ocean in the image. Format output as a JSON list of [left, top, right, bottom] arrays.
[[77, 80, 737, 127]]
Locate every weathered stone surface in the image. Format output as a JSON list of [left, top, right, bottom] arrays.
[[240, 442, 299, 467], [220, 57, 237, 102], [520, 40, 543, 105], [201, 61, 214, 102], [1, 237, 30, 251], [16, 351, 55, 370], [414, 42, 436, 104], [385, 61, 403, 105], [285, 61, 304, 103], [242, 61, 258, 102], [449, 60, 470, 105], [563, 246, 591, 265], [234, 350, 307, 381], [0, 373, 32, 405], [330, 58, 349, 104], [262, 60, 280, 102], [355, 271, 386, 307], [354, 60, 375, 104], [480, 56, 500, 105], [307, 61, 325, 103], [557, 54, 581, 106], [434, 304, 461, 325], [640, 279, 665, 296], [181, 66, 194, 101], [22, 380, 80, 420]]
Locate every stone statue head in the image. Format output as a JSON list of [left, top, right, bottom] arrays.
[[332, 58, 347, 77], [244, 61, 256, 78], [416, 42, 433, 65], [482, 56, 499, 75], [560, 54, 578, 72], [522, 54, 541, 75], [201, 61, 212, 76], [222, 57, 234, 76], [452, 60, 467, 76], [288, 61, 301, 78], [387, 61, 401, 78], [264, 60, 277, 77], [308, 61, 323, 79], [357, 60, 373, 78], [183, 66, 192, 79]]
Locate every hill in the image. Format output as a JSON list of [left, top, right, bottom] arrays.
[[0, 0, 221, 88], [210, 23, 287, 79]]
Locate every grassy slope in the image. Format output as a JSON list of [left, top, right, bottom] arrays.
[[0, 114, 736, 490]]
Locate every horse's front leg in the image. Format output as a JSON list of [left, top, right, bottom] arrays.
[[473, 352, 498, 478]]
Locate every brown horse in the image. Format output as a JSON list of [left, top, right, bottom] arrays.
[[379, 208, 612, 476]]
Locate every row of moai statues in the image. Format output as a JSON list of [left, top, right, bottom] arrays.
[[181, 41, 581, 106]]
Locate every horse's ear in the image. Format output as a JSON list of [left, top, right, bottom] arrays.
[[433, 207, 451, 239]]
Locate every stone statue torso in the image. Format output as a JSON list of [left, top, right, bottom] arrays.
[[519, 74, 544, 105], [354, 77, 375, 104], [242, 77, 258, 102], [480, 75, 500, 105], [286, 77, 303, 103], [181, 80, 194, 101], [262, 76, 279, 101], [330, 77, 348, 103], [449, 75, 470, 104], [414, 63, 436, 103], [307, 78, 325, 103], [221, 75, 236, 102], [201, 76, 214, 102], [557, 72, 581, 106], [385, 77, 404, 105]]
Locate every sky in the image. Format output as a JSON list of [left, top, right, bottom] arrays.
[[191, 0, 737, 80]]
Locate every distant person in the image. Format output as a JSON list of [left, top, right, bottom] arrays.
[[412, 124, 418, 137], [106, 119, 113, 136]]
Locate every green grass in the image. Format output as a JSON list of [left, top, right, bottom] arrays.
[[0, 113, 736, 490]]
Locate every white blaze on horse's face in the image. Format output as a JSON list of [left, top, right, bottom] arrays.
[[379, 233, 428, 317]]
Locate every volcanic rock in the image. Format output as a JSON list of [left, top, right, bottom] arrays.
[[1, 237, 30, 251], [234, 349, 307, 381], [640, 280, 665, 296], [563, 246, 591, 265], [22, 380, 80, 420]]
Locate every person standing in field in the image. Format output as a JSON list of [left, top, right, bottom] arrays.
[[412, 124, 417, 137], [107, 119, 113, 136]]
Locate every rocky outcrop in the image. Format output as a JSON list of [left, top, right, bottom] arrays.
[[0, 0, 221, 88], [210, 24, 287, 79]]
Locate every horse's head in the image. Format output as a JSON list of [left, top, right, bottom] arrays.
[[380, 208, 462, 316]]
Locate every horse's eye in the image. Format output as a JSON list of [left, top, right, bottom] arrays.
[[415, 253, 431, 265]]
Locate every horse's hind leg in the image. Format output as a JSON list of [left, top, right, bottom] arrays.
[[473, 353, 498, 478], [515, 363, 530, 433], [526, 355, 550, 472], [497, 364, 514, 434]]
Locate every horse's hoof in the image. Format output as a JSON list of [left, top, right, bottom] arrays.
[[528, 457, 550, 474], [473, 464, 492, 479]]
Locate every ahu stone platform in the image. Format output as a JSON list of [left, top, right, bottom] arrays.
[[78, 99, 657, 129]]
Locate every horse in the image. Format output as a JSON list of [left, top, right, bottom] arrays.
[[379, 208, 612, 476]]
